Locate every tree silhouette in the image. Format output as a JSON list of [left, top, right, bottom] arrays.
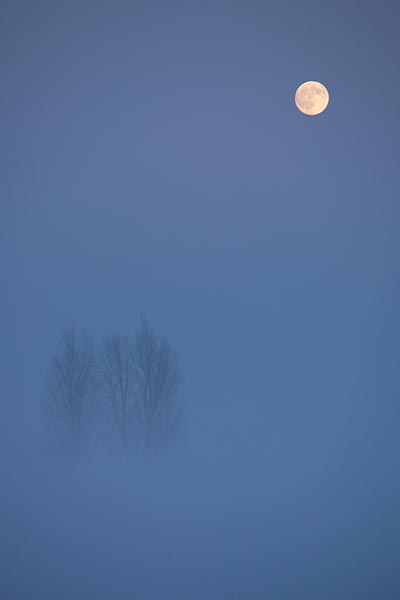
[[44, 317, 184, 457], [97, 334, 135, 454], [133, 315, 184, 453], [45, 327, 97, 453]]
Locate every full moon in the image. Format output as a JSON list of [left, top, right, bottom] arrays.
[[295, 81, 329, 116]]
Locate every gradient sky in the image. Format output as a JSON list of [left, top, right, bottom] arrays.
[[2, 1, 400, 598]]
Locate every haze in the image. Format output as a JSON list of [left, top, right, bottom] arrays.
[[2, 1, 400, 599]]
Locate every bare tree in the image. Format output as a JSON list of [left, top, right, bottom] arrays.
[[133, 315, 184, 453], [97, 334, 135, 454], [45, 327, 97, 452]]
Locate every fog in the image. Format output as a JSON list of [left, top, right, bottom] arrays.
[[2, 0, 400, 598], [2, 339, 400, 599]]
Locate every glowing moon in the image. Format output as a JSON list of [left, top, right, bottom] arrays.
[[295, 81, 329, 116]]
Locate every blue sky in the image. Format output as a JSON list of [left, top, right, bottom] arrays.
[[3, 0, 399, 446]]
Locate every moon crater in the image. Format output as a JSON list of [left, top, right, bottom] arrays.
[[295, 81, 329, 116]]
